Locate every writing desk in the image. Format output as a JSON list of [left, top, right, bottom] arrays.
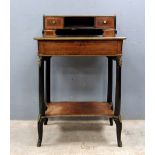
[[34, 36, 126, 147]]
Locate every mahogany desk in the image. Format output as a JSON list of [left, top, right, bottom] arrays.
[[34, 37, 126, 147]]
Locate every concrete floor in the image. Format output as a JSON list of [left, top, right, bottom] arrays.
[[10, 120, 144, 155]]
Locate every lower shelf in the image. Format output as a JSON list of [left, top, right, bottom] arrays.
[[45, 102, 114, 117]]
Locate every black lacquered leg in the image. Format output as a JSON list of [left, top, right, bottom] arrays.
[[37, 57, 45, 147], [44, 104, 48, 125], [44, 57, 51, 125], [114, 56, 122, 116], [107, 57, 113, 126], [46, 57, 51, 103], [114, 118, 122, 147], [114, 56, 122, 147], [37, 117, 44, 147], [39, 57, 45, 115], [109, 118, 113, 126], [44, 118, 48, 125]]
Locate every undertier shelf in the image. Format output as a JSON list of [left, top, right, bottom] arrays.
[[45, 102, 114, 117]]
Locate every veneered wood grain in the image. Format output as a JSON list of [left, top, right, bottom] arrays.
[[95, 16, 115, 29], [43, 30, 56, 37], [45, 102, 114, 117], [38, 40, 123, 56], [44, 17, 64, 30], [103, 29, 116, 37]]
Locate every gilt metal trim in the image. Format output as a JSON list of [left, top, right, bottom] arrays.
[[117, 56, 122, 67], [37, 57, 41, 67]]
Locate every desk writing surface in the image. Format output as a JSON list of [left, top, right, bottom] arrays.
[[34, 37, 126, 40]]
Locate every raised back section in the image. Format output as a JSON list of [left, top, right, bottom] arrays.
[[43, 16, 116, 37]]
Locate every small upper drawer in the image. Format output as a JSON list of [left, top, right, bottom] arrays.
[[44, 16, 64, 30], [95, 16, 115, 29]]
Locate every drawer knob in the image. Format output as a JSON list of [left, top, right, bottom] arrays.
[[103, 20, 107, 24], [50, 20, 56, 25]]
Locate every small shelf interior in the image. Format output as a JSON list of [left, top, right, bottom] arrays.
[[64, 17, 95, 28], [56, 29, 103, 36], [45, 102, 114, 117]]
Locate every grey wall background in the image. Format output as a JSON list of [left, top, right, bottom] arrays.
[[10, 0, 145, 120]]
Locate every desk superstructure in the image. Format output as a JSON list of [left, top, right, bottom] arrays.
[[34, 16, 126, 147]]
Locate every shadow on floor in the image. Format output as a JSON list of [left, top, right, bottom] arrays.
[[44, 121, 112, 146]]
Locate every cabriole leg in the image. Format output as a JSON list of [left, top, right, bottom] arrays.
[[37, 56, 45, 147], [37, 116, 44, 147], [114, 117, 122, 147]]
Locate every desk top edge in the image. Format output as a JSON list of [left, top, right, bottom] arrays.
[[34, 37, 126, 41], [42, 15, 116, 17]]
